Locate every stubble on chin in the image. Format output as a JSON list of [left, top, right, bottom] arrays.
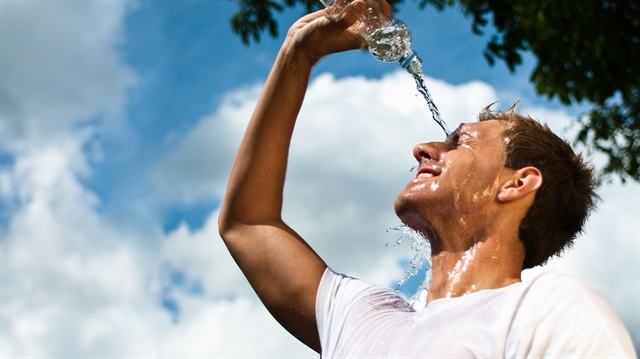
[[394, 193, 430, 233]]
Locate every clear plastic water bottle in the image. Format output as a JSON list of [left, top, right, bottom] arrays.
[[319, 0, 423, 77]]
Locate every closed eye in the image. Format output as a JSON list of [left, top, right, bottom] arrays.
[[448, 132, 473, 149], [445, 129, 459, 145], [446, 132, 461, 148]]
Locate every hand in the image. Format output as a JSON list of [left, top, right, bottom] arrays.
[[284, 0, 368, 65]]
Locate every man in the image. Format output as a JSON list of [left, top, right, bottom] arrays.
[[218, 1, 636, 356]]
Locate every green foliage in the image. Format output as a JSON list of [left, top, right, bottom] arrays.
[[230, 0, 640, 183], [231, 0, 406, 43], [575, 88, 639, 184], [231, 0, 284, 44]]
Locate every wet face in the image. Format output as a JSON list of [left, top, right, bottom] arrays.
[[395, 120, 514, 234]]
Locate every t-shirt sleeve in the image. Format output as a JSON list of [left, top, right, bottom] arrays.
[[315, 268, 414, 357]]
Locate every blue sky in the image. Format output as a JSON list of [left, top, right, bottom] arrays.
[[1, 0, 638, 356]]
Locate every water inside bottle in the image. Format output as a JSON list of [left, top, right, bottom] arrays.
[[367, 19, 412, 62]]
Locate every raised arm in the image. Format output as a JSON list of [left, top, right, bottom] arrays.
[[218, 2, 366, 352]]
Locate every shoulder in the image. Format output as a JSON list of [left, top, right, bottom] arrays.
[[521, 265, 622, 322], [509, 265, 636, 357], [519, 265, 622, 327], [522, 265, 600, 300]]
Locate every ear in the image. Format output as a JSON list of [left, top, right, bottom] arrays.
[[497, 166, 542, 202]]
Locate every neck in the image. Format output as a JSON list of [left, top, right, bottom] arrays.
[[424, 229, 524, 304]]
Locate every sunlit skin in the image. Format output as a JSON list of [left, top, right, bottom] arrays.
[[395, 120, 540, 303]]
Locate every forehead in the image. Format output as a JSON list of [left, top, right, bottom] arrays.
[[451, 120, 508, 142]]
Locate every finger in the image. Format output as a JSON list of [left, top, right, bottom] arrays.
[[380, 0, 392, 17], [380, 0, 393, 17], [328, 0, 366, 31], [296, 8, 331, 25], [343, 0, 366, 25]]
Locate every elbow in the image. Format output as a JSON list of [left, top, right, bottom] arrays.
[[217, 205, 252, 242], [218, 202, 283, 242], [217, 208, 236, 242]]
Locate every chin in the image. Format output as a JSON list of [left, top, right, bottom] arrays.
[[394, 196, 422, 229], [394, 192, 439, 238], [393, 192, 412, 218], [394, 187, 429, 216]]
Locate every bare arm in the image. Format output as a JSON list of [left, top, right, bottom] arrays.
[[218, 3, 366, 352]]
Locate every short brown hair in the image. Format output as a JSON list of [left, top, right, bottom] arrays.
[[479, 105, 599, 269]]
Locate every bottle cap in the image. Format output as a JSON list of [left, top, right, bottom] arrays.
[[400, 51, 418, 69]]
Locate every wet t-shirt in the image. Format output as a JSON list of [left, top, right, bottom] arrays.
[[316, 266, 636, 358]]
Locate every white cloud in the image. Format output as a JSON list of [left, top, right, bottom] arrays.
[[0, 0, 136, 153], [158, 294, 315, 358], [150, 84, 264, 203], [161, 211, 253, 297], [0, 138, 160, 357]]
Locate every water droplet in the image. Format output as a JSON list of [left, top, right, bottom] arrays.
[[384, 224, 434, 305]]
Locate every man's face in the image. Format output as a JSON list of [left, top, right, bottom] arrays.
[[395, 120, 514, 233]]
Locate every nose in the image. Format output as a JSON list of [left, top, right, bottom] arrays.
[[413, 142, 441, 162]]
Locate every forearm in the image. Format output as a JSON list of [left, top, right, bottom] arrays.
[[219, 41, 313, 230]]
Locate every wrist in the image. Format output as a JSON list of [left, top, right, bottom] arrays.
[[279, 37, 318, 73]]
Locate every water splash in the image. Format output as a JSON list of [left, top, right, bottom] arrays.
[[386, 224, 432, 304]]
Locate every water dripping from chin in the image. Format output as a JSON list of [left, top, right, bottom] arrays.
[[386, 224, 433, 306]]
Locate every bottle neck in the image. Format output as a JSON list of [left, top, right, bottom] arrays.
[[399, 50, 418, 69], [399, 50, 424, 78]]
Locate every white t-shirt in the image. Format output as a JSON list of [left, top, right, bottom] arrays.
[[316, 266, 636, 358]]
